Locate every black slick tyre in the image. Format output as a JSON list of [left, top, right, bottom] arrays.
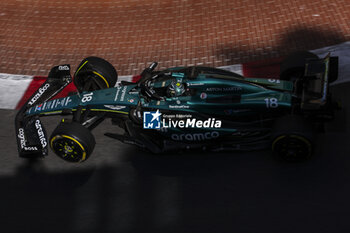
[[74, 56, 118, 92], [271, 115, 314, 162], [50, 121, 96, 163]]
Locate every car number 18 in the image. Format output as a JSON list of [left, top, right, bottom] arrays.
[[264, 98, 278, 108]]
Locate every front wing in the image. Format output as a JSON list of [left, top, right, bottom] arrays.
[[15, 65, 72, 158]]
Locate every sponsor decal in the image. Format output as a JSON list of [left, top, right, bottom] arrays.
[[114, 86, 121, 101], [114, 86, 128, 101], [169, 105, 190, 109], [187, 82, 204, 86], [36, 97, 72, 111], [28, 83, 50, 105], [46, 101, 52, 109], [200, 92, 207, 99], [64, 97, 72, 106], [163, 118, 221, 128], [58, 65, 70, 71], [171, 131, 220, 141], [104, 105, 126, 110], [206, 86, 242, 92], [55, 97, 72, 108], [24, 146, 38, 151], [128, 99, 135, 103], [143, 110, 162, 129], [35, 120, 47, 148], [120, 86, 127, 101], [18, 128, 38, 150], [18, 128, 26, 149], [36, 104, 43, 111]]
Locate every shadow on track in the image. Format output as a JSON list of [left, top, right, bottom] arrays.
[[0, 159, 95, 233], [216, 26, 347, 64], [0, 83, 350, 233]]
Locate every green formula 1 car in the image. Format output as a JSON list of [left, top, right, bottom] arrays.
[[15, 52, 339, 162]]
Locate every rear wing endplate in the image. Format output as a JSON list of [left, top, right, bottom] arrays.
[[301, 55, 338, 109]]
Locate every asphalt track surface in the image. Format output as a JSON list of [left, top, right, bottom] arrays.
[[0, 83, 350, 233], [1, 1, 350, 232]]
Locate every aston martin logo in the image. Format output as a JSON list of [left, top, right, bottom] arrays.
[[104, 105, 127, 110]]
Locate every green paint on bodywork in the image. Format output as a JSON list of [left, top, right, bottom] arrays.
[[245, 78, 293, 91], [26, 67, 292, 119]]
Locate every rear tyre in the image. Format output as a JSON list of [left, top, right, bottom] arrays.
[[280, 51, 318, 81], [271, 115, 314, 162], [50, 121, 96, 163], [74, 56, 118, 92]]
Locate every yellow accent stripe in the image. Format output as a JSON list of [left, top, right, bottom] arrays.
[[89, 109, 128, 114], [40, 110, 63, 115], [71, 108, 128, 114], [75, 60, 88, 76], [50, 135, 87, 162], [92, 71, 109, 88]]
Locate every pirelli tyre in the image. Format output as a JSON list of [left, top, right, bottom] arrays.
[[50, 121, 95, 163], [271, 115, 314, 162], [74, 56, 118, 92], [280, 51, 318, 81]]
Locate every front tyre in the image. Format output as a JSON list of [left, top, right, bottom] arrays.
[[50, 121, 96, 163], [74, 56, 118, 92]]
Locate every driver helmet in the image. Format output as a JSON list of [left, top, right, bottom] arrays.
[[167, 80, 185, 97]]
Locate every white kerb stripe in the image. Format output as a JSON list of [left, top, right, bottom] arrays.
[[0, 74, 33, 109], [116, 75, 133, 85], [218, 64, 243, 76]]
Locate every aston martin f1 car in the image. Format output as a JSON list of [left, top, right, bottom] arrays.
[[15, 52, 339, 162]]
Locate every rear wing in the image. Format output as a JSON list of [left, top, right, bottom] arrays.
[[301, 55, 338, 109], [15, 65, 72, 158]]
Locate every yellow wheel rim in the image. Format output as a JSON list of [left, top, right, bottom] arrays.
[[272, 134, 312, 161], [50, 134, 87, 162]]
